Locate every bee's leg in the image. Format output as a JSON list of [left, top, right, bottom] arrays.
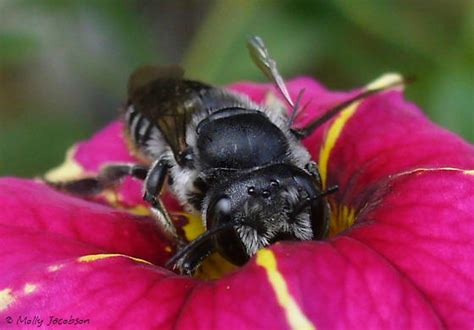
[[143, 158, 184, 246], [173, 240, 215, 275], [149, 200, 184, 246], [49, 163, 148, 195]]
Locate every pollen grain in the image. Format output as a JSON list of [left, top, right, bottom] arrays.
[[23, 283, 38, 295]]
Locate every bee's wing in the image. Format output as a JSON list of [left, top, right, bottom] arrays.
[[128, 64, 212, 159], [247, 36, 406, 139], [247, 36, 294, 108]]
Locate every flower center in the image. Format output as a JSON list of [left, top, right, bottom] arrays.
[[328, 201, 357, 236], [177, 199, 356, 280]]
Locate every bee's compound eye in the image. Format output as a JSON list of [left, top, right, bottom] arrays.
[[214, 197, 232, 216], [207, 195, 232, 228]]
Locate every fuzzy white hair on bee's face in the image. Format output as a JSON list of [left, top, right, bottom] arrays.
[[234, 188, 315, 256], [203, 163, 328, 265]]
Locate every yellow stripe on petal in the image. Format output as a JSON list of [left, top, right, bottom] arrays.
[[366, 73, 404, 92], [1, 285, 40, 312], [392, 167, 474, 178], [45, 145, 85, 182], [256, 249, 315, 330], [0, 288, 14, 312], [78, 253, 152, 265], [319, 73, 404, 189], [319, 103, 359, 189]]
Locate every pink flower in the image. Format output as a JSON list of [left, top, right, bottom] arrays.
[[1, 75, 473, 329]]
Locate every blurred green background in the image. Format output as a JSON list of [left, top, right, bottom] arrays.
[[1, 0, 473, 177]]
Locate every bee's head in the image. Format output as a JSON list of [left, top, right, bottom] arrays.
[[205, 164, 332, 266]]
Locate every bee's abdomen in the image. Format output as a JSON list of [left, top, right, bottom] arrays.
[[124, 105, 162, 156]]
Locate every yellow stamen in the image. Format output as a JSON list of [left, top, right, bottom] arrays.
[[181, 213, 206, 241], [194, 253, 238, 280], [329, 204, 357, 236]]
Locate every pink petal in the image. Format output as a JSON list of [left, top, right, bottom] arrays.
[[74, 121, 136, 172], [0, 177, 171, 286], [349, 169, 474, 328], [0, 254, 291, 329], [3, 78, 472, 329], [320, 91, 474, 208]]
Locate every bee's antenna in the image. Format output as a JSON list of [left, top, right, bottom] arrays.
[[247, 35, 295, 108], [289, 89, 313, 127], [292, 75, 407, 138], [292, 185, 339, 216]]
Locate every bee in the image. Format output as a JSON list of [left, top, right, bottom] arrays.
[[52, 36, 402, 275]]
